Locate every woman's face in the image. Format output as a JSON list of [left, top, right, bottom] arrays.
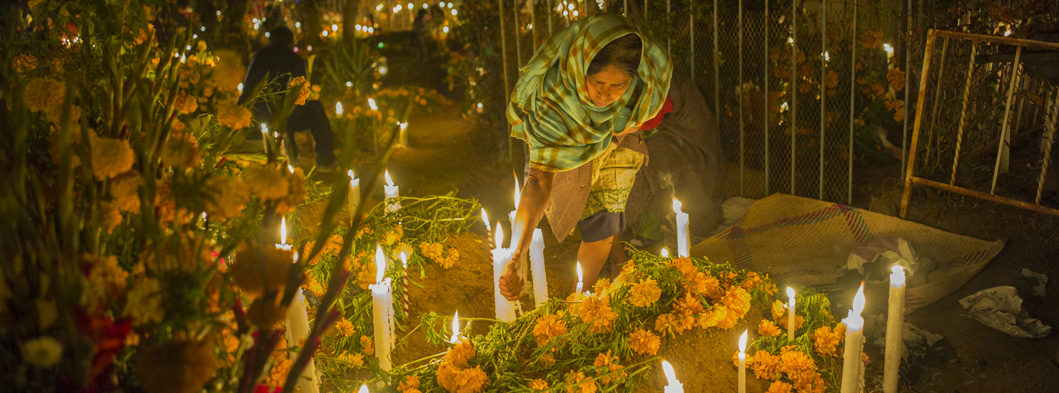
[[585, 65, 632, 107]]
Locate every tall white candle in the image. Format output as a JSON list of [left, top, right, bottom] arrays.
[[336, 101, 344, 115], [384, 170, 400, 213], [883, 266, 906, 393], [284, 288, 320, 393], [661, 360, 684, 393], [347, 170, 361, 219], [673, 199, 690, 257], [261, 124, 269, 154], [529, 228, 548, 308], [369, 245, 395, 370], [492, 224, 517, 322], [787, 287, 797, 340], [738, 330, 748, 393], [358, 384, 369, 393], [841, 284, 866, 393], [574, 262, 584, 295]]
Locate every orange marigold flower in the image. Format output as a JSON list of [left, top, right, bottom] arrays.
[[216, 102, 252, 130], [628, 329, 660, 355], [563, 371, 597, 393], [534, 314, 568, 347], [437, 362, 488, 393], [771, 300, 787, 322], [759, 319, 781, 337], [766, 380, 794, 393], [592, 350, 625, 385], [779, 348, 817, 389], [174, 93, 199, 114], [628, 278, 662, 307], [243, 165, 289, 200], [698, 304, 727, 328], [398, 375, 421, 392], [887, 68, 905, 92], [655, 313, 680, 337], [289, 76, 311, 105], [24, 78, 65, 112], [334, 318, 356, 337], [90, 135, 135, 180], [527, 379, 549, 390], [750, 350, 782, 380], [539, 354, 555, 367], [578, 293, 617, 333], [673, 292, 704, 315], [361, 335, 375, 355], [445, 339, 476, 369], [203, 175, 250, 219]]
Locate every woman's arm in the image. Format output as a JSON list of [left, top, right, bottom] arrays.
[[499, 167, 554, 300]]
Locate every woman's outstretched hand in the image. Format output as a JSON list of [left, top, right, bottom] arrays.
[[498, 250, 525, 301]]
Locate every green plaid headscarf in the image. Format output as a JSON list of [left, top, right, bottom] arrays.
[[507, 13, 672, 172]]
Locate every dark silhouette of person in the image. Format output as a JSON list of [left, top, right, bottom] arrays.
[[239, 26, 337, 168], [411, 9, 431, 60]]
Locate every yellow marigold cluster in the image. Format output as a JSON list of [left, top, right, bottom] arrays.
[[592, 350, 626, 385], [203, 175, 250, 219], [628, 278, 661, 307], [527, 379, 549, 390], [289, 76, 311, 105], [122, 278, 165, 326], [216, 102, 252, 129], [243, 165, 289, 200], [578, 293, 617, 333], [14, 54, 37, 74], [174, 93, 199, 115], [627, 328, 660, 355], [335, 318, 356, 337], [812, 324, 846, 357], [108, 170, 143, 213], [858, 29, 884, 48], [759, 319, 782, 337], [398, 375, 422, 393], [262, 355, 293, 388], [336, 352, 365, 371], [437, 339, 489, 393], [563, 371, 597, 393], [361, 335, 374, 355], [771, 300, 787, 322], [302, 235, 343, 266], [90, 135, 135, 180], [99, 201, 123, 233], [382, 225, 403, 245], [766, 381, 794, 393], [24, 78, 65, 112], [160, 134, 201, 168], [83, 254, 129, 312], [533, 314, 568, 347], [420, 242, 459, 269], [717, 287, 752, 329]]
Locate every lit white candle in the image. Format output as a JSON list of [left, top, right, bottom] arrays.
[[481, 209, 493, 249], [358, 384, 369, 393], [261, 123, 270, 154], [383, 170, 400, 213], [448, 311, 461, 343], [787, 287, 797, 340], [277, 239, 318, 393], [738, 330, 748, 393], [347, 170, 361, 220], [529, 228, 547, 308], [575, 262, 584, 296], [660, 247, 670, 258], [883, 266, 906, 393], [368, 98, 378, 111], [661, 360, 684, 393], [491, 224, 517, 322], [369, 245, 395, 370], [336, 101, 343, 115], [841, 284, 866, 393], [672, 199, 690, 257], [276, 217, 292, 251]]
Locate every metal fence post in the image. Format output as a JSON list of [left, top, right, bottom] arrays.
[[848, 0, 857, 204], [902, 0, 911, 181], [950, 42, 976, 186], [790, 3, 797, 195], [991, 47, 1022, 194], [713, 0, 719, 160], [514, 0, 522, 68], [819, 1, 826, 199], [764, 0, 770, 196], [738, 0, 745, 196]]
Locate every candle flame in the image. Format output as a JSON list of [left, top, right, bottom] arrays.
[[348, 169, 356, 179], [287, 164, 295, 174], [358, 384, 369, 393], [787, 287, 795, 299], [739, 329, 748, 352], [280, 217, 287, 245], [261, 123, 269, 135], [400, 251, 408, 268], [336, 101, 343, 115], [883, 43, 894, 55], [672, 198, 683, 214], [513, 182, 520, 210], [292, 251, 299, 263], [449, 311, 460, 343], [481, 209, 491, 231], [660, 247, 669, 258], [576, 262, 583, 283], [891, 265, 905, 286], [661, 360, 678, 384], [494, 222, 503, 249], [384, 170, 394, 186], [368, 98, 378, 110], [375, 245, 386, 284], [399, 122, 408, 131], [852, 283, 866, 316]]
